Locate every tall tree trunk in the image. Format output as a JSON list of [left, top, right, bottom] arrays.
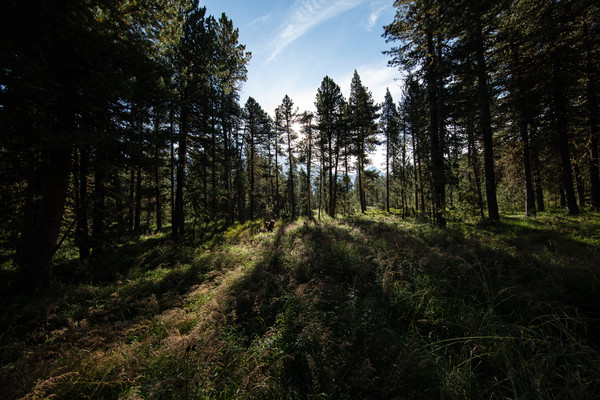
[[249, 126, 255, 220], [426, 28, 446, 226], [328, 134, 335, 217], [401, 123, 407, 217], [306, 123, 313, 218], [268, 135, 275, 217], [551, 55, 580, 215], [173, 102, 188, 240], [134, 167, 142, 232], [114, 171, 124, 228], [20, 79, 74, 290], [154, 114, 162, 231], [531, 130, 545, 212], [77, 147, 90, 258], [318, 153, 324, 220], [358, 152, 366, 213], [16, 161, 37, 270], [275, 135, 280, 218], [386, 131, 390, 213], [222, 112, 233, 225], [20, 143, 72, 290], [467, 119, 485, 220], [584, 23, 600, 209], [510, 41, 536, 216], [475, 18, 499, 221], [413, 129, 419, 213], [287, 122, 296, 219], [332, 144, 340, 217], [520, 121, 536, 217], [128, 168, 135, 233], [574, 163, 586, 207], [170, 109, 175, 226], [92, 156, 105, 255], [211, 121, 217, 218]]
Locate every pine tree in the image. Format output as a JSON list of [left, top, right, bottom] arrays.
[[277, 95, 298, 218], [380, 88, 399, 213], [299, 112, 315, 217], [349, 71, 381, 214], [243, 97, 269, 220], [385, 1, 447, 226], [315, 76, 345, 218]]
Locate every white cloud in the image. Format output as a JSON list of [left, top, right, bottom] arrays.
[[249, 11, 273, 27], [361, 4, 387, 31], [267, 0, 366, 62]]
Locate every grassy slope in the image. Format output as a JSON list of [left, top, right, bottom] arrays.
[[1, 213, 600, 399]]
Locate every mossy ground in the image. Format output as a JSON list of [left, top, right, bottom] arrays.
[[1, 212, 599, 399]]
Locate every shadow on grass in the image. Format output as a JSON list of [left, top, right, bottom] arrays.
[[2, 215, 600, 399], [211, 216, 600, 399], [0, 228, 222, 399]]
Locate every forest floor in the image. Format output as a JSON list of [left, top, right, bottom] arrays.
[[1, 212, 600, 399]]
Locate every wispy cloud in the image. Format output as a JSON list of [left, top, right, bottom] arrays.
[[267, 0, 366, 62], [361, 4, 387, 31], [249, 11, 273, 27]]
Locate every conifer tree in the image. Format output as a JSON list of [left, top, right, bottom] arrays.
[[277, 95, 298, 218], [349, 71, 381, 214], [380, 88, 399, 213], [315, 76, 345, 218]]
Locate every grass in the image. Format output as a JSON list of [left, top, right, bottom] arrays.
[[1, 212, 599, 399]]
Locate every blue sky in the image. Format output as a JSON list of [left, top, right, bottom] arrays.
[[202, 0, 403, 118]]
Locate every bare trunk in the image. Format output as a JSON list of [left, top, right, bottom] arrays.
[[552, 55, 579, 215], [76, 147, 90, 258], [134, 167, 142, 232], [173, 102, 188, 240], [21, 104, 73, 290], [154, 114, 162, 231], [426, 28, 445, 226], [92, 156, 106, 254], [475, 19, 499, 221], [584, 23, 600, 209]]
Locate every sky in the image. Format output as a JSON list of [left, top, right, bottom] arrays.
[[202, 0, 402, 115], [201, 0, 403, 168]]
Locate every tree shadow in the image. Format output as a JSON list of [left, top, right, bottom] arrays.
[[218, 215, 600, 398]]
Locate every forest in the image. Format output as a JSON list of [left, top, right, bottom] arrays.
[[1, 0, 600, 398]]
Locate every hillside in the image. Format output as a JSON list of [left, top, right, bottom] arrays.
[[1, 213, 600, 399]]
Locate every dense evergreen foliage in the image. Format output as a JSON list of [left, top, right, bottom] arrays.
[[1, 1, 600, 397], [0, 0, 598, 287]]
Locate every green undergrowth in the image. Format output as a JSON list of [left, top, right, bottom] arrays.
[[1, 213, 600, 399]]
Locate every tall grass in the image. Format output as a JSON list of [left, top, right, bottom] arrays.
[[1, 214, 599, 399]]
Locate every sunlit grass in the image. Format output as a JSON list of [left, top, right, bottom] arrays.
[[2, 213, 600, 399]]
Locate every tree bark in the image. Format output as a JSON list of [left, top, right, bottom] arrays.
[[426, 28, 446, 227], [170, 108, 175, 225], [128, 167, 135, 233], [551, 55, 580, 215], [509, 40, 536, 216], [154, 113, 162, 231], [530, 130, 545, 212], [574, 163, 586, 207], [475, 18, 499, 221], [20, 116, 73, 291], [77, 147, 90, 258], [286, 120, 296, 219], [134, 167, 142, 232], [248, 124, 255, 220], [173, 101, 188, 240], [306, 118, 313, 218], [92, 155, 105, 254], [584, 23, 600, 209]]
